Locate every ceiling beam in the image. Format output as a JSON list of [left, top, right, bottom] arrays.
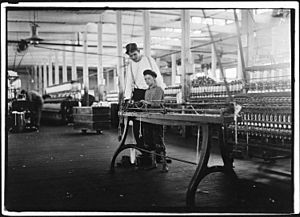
[[7, 10, 105, 24]]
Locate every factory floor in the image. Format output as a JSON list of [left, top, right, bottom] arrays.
[[5, 124, 293, 214]]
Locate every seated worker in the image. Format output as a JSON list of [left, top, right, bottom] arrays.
[[21, 89, 43, 132], [140, 69, 168, 172]]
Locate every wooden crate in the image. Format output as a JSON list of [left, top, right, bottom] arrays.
[[73, 106, 111, 134]]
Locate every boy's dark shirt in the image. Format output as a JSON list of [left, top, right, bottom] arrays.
[[144, 84, 164, 107]]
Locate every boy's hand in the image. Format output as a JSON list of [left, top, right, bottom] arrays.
[[125, 99, 134, 105], [140, 100, 148, 104]]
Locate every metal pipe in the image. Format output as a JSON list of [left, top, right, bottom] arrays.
[[166, 102, 232, 106], [125, 107, 226, 114], [132, 145, 197, 165]]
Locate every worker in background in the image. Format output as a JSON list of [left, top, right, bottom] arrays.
[[81, 87, 95, 106], [140, 69, 168, 172], [21, 89, 43, 132], [124, 43, 166, 158]]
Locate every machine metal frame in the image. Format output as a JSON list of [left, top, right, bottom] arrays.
[[110, 111, 237, 208]]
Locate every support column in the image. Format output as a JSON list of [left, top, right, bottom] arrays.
[[54, 51, 59, 84], [171, 54, 177, 85], [62, 43, 67, 83], [113, 68, 118, 91], [71, 35, 77, 81], [219, 67, 224, 81], [180, 9, 191, 103], [191, 53, 196, 75], [97, 15, 104, 101], [48, 53, 53, 86], [211, 44, 217, 79], [43, 61, 47, 93], [204, 64, 208, 77], [237, 41, 243, 80], [116, 10, 124, 103], [238, 9, 250, 82], [143, 10, 151, 57], [241, 9, 254, 67], [106, 70, 110, 91], [247, 10, 255, 67], [156, 57, 160, 69], [29, 66, 34, 90], [83, 26, 89, 91], [180, 9, 191, 138], [34, 64, 38, 90], [38, 64, 43, 95]]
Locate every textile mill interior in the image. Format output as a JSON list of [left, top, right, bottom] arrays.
[[2, 2, 299, 216]]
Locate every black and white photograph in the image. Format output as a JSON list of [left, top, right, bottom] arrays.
[[1, 1, 299, 216]]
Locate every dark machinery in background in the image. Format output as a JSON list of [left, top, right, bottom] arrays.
[[106, 91, 120, 128], [7, 70, 34, 133], [42, 97, 79, 124], [42, 81, 81, 124], [73, 106, 111, 134], [8, 100, 34, 133]]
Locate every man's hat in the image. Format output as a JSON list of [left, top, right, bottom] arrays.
[[143, 69, 157, 78], [125, 43, 139, 54]]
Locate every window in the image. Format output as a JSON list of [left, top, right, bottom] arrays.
[[191, 16, 202, 23], [255, 9, 273, 15], [226, 19, 234, 25], [214, 18, 226, 26], [225, 67, 237, 80]]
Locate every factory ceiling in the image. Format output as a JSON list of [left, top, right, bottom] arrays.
[[5, 8, 283, 71]]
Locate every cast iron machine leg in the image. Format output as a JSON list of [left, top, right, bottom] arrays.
[[186, 124, 237, 208], [186, 124, 211, 207], [219, 125, 237, 177], [110, 117, 130, 172]]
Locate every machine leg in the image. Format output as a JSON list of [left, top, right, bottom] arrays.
[[219, 125, 238, 178], [186, 125, 211, 208], [186, 124, 238, 208], [110, 117, 130, 172]]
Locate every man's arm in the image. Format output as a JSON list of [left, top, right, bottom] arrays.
[[150, 57, 166, 90], [124, 61, 133, 100]]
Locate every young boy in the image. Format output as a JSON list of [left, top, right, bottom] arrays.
[[140, 69, 168, 172]]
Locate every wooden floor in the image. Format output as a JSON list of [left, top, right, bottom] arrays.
[[5, 124, 293, 214]]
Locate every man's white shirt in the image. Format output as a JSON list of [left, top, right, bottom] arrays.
[[124, 55, 166, 100]]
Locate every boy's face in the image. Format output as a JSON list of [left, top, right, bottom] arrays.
[[128, 50, 141, 62], [144, 74, 155, 86]]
